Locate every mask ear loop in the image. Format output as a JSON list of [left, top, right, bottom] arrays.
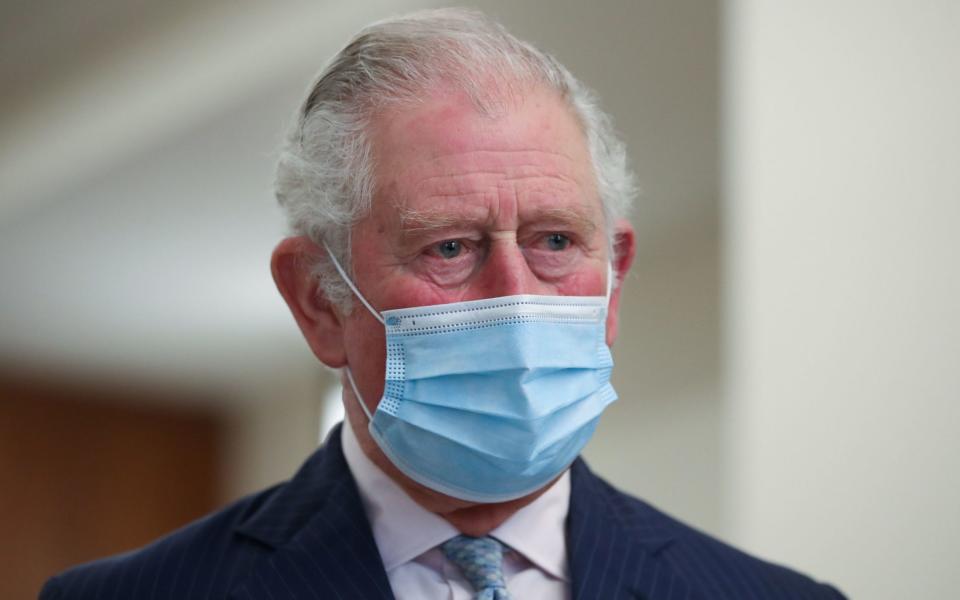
[[320, 239, 386, 325], [320, 239, 381, 423], [344, 366, 373, 422]]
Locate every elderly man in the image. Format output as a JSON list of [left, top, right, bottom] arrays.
[[42, 9, 843, 600]]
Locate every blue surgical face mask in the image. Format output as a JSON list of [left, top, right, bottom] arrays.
[[324, 242, 618, 503]]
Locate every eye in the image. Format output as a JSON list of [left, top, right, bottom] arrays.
[[545, 233, 571, 251], [435, 239, 462, 259]]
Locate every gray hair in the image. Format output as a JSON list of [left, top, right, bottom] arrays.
[[274, 7, 636, 310]]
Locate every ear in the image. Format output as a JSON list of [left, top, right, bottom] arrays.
[[605, 219, 636, 346], [271, 236, 347, 367]]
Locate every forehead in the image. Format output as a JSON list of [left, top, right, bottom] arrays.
[[367, 86, 599, 218]]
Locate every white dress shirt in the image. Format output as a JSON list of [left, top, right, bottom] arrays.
[[341, 418, 572, 600]]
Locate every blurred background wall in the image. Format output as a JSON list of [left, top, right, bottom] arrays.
[[0, 1, 955, 598], [724, 2, 960, 597]]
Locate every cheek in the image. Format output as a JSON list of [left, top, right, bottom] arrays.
[[341, 279, 448, 404], [553, 269, 607, 297], [344, 313, 388, 405], [371, 274, 455, 310]]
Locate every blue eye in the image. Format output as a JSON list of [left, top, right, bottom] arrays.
[[436, 240, 462, 259], [545, 233, 570, 251]]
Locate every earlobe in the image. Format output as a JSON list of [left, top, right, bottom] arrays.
[[271, 236, 348, 367], [605, 220, 637, 346]]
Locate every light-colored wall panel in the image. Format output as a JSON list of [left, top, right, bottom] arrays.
[[725, 2, 960, 596]]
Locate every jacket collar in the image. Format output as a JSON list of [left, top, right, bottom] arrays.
[[568, 459, 698, 600], [229, 424, 395, 599]]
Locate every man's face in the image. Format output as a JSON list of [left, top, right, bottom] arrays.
[[340, 85, 624, 417]]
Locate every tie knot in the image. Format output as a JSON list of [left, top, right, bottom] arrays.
[[441, 535, 511, 600]]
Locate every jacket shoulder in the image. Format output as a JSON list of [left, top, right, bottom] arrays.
[[591, 473, 847, 599], [40, 484, 282, 600]]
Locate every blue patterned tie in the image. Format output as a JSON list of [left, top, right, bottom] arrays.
[[441, 535, 512, 600]]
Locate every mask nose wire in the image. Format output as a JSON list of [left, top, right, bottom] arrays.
[[320, 240, 386, 325]]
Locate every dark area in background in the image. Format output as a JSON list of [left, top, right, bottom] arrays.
[[0, 372, 224, 599]]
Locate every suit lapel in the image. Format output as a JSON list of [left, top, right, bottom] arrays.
[[228, 425, 394, 600], [567, 459, 699, 600]]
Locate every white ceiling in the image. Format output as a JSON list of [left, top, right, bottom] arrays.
[[0, 0, 719, 392]]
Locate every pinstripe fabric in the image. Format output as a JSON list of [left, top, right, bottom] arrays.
[[41, 424, 846, 599], [566, 460, 846, 599]]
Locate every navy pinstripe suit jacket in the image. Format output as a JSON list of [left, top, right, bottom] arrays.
[[41, 424, 845, 599]]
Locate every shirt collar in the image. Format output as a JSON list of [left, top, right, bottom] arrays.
[[491, 470, 571, 582], [342, 416, 458, 570], [340, 417, 571, 580]]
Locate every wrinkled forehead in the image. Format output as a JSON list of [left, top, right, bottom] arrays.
[[366, 84, 599, 212]]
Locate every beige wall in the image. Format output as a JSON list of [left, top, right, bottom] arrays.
[[725, 1, 960, 597]]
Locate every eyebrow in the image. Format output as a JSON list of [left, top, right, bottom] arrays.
[[398, 206, 468, 234], [396, 205, 598, 238]]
